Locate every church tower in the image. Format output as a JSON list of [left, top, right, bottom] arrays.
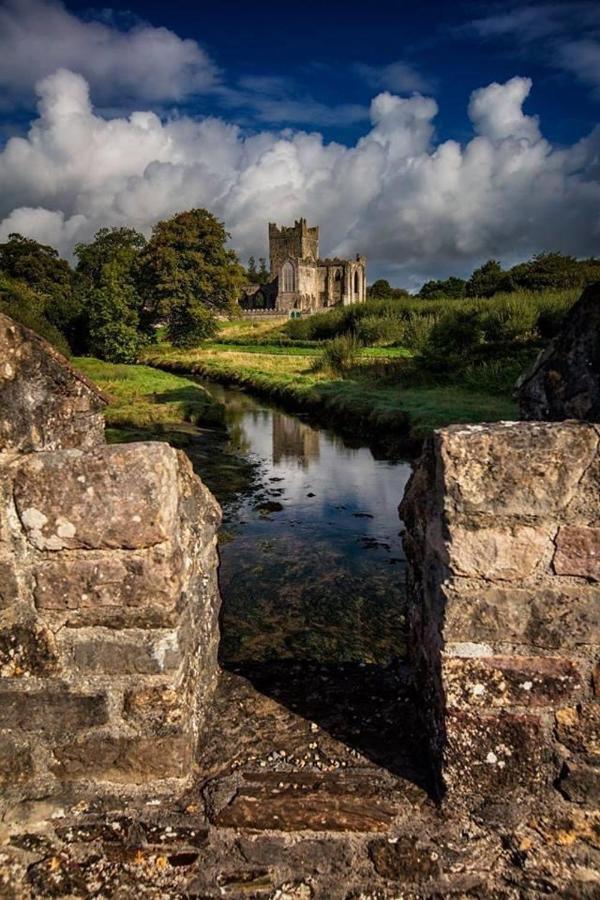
[[268, 218, 319, 273]]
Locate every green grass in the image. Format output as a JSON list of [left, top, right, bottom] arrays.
[[141, 341, 519, 444], [72, 357, 224, 430]]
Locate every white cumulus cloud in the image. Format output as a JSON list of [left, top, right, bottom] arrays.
[[0, 69, 598, 284], [0, 0, 219, 108]]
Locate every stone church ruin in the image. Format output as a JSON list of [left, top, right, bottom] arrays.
[[241, 218, 367, 314], [1, 292, 599, 896]]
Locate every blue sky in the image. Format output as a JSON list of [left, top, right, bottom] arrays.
[[61, 0, 600, 146], [0, 0, 598, 286]]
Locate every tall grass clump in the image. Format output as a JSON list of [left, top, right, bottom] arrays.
[[313, 334, 361, 374]]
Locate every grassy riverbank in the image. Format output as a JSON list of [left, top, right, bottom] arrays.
[[141, 341, 519, 445], [72, 357, 224, 431]]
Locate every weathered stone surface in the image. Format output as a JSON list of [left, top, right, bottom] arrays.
[[52, 735, 192, 782], [0, 619, 60, 677], [443, 584, 600, 649], [64, 629, 182, 675], [0, 559, 19, 610], [213, 772, 401, 832], [0, 313, 106, 452], [518, 282, 600, 421], [444, 523, 550, 580], [556, 704, 600, 757], [369, 835, 440, 883], [14, 443, 179, 550], [443, 656, 584, 708], [439, 421, 599, 518], [402, 419, 600, 805], [123, 683, 186, 735], [0, 734, 34, 785], [559, 761, 600, 806], [445, 710, 549, 796], [554, 526, 600, 580], [34, 547, 184, 616], [0, 688, 108, 732]]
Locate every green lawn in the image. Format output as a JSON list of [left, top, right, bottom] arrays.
[[72, 357, 224, 431], [141, 341, 518, 442]]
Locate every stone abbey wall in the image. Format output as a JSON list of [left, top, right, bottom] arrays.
[[0, 315, 222, 825], [401, 421, 599, 810]]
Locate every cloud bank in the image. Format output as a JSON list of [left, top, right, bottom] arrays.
[[0, 0, 219, 107], [0, 69, 598, 284]]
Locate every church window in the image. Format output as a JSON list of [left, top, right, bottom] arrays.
[[354, 270, 360, 296], [282, 261, 295, 292]]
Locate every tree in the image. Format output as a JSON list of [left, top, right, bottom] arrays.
[[0, 233, 81, 346], [369, 279, 392, 299], [140, 209, 245, 326], [466, 260, 504, 297], [258, 258, 269, 283], [507, 252, 584, 292], [167, 301, 217, 347], [0, 274, 70, 356], [74, 227, 147, 362], [419, 277, 466, 300]]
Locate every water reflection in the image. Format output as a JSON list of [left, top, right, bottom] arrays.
[[272, 412, 320, 467], [196, 381, 412, 666]]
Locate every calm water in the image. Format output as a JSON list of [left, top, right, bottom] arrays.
[[193, 381, 413, 666]]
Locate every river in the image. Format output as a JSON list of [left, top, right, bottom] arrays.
[[186, 380, 413, 668]]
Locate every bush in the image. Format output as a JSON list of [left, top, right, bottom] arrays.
[[355, 315, 405, 346], [481, 297, 538, 343], [402, 314, 437, 350], [88, 321, 142, 363], [316, 334, 360, 374], [167, 302, 217, 348]]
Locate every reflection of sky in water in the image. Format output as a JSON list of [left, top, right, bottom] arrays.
[[198, 381, 412, 663]]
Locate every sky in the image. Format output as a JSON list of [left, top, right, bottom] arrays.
[[0, 0, 598, 288]]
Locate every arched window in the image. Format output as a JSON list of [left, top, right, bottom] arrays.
[[282, 261, 295, 293], [354, 270, 360, 297]]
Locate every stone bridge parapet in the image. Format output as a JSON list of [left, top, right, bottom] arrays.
[[401, 420, 599, 809], [0, 314, 222, 824]]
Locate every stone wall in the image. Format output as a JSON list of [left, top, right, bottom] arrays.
[[401, 421, 599, 810], [0, 316, 222, 824], [518, 283, 600, 421]]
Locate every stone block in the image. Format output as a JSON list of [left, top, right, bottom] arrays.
[[34, 546, 184, 618], [0, 313, 106, 453], [438, 421, 598, 519], [0, 734, 34, 785], [0, 687, 108, 732], [442, 584, 600, 650], [14, 443, 179, 551], [558, 761, 600, 806], [444, 710, 550, 797], [444, 523, 550, 580], [52, 734, 192, 783], [123, 683, 187, 735], [556, 704, 600, 758], [443, 656, 584, 708], [64, 629, 182, 675], [553, 526, 600, 581], [0, 620, 60, 677], [0, 559, 19, 610]]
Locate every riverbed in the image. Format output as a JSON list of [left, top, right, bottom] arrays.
[[186, 380, 413, 667]]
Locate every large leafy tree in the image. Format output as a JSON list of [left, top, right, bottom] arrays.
[[0, 233, 81, 346], [74, 227, 147, 362], [419, 276, 466, 299], [465, 259, 505, 298], [139, 209, 245, 333]]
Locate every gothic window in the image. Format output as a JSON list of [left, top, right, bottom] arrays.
[[335, 270, 341, 281], [354, 270, 360, 296], [282, 260, 295, 293]]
